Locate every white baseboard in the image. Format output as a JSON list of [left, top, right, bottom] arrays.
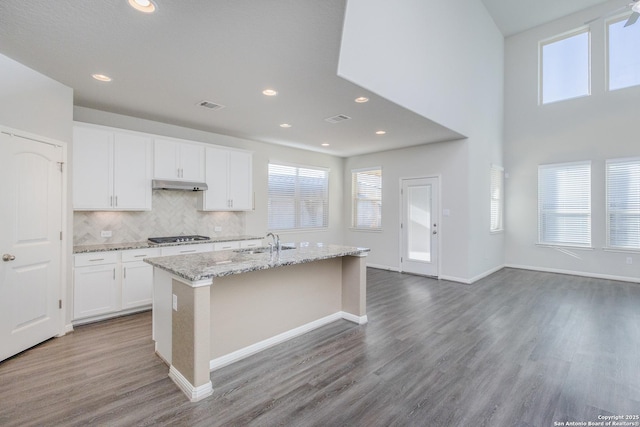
[[366, 263, 400, 272], [169, 365, 213, 402], [209, 311, 365, 371], [341, 312, 368, 325], [506, 263, 640, 284]]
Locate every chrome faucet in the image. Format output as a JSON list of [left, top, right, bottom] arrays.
[[266, 232, 280, 254]]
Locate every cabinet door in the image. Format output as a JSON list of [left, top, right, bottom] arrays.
[[153, 138, 179, 179], [73, 127, 113, 209], [228, 150, 253, 210], [122, 261, 153, 309], [113, 132, 152, 210], [73, 264, 120, 319], [201, 146, 229, 210], [179, 143, 205, 181]]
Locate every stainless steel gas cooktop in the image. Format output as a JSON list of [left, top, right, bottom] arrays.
[[148, 235, 210, 244]]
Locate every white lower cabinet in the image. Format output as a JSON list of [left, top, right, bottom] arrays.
[[121, 248, 161, 310], [73, 248, 160, 323], [73, 253, 120, 320]]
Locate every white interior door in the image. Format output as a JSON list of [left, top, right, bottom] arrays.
[[401, 177, 439, 277], [0, 131, 63, 362]]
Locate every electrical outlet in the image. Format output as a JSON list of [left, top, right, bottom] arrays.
[[101, 230, 112, 238], [172, 294, 178, 311], [626, 257, 633, 265], [214, 226, 222, 232]]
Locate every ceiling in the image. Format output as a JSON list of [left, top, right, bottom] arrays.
[[0, 0, 619, 157]]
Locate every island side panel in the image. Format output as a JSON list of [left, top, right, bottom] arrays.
[[172, 279, 211, 388], [210, 257, 342, 359], [341, 254, 367, 318]]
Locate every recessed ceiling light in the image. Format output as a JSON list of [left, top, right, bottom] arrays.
[[262, 89, 278, 96], [92, 74, 112, 82], [375, 130, 386, 135], [321, 143, 330, 147], [280, 123, 292, 128], [355, 97, 369, 103], [128, 0, 156, 13]]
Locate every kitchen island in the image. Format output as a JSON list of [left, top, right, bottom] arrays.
[[145, 243, 369, 402]]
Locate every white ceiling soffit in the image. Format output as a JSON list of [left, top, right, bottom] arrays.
[[481, 0, 613, 36], [0, 0, 463, 158]]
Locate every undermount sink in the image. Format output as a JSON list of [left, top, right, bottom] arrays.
[[234, 245, 295, 255]]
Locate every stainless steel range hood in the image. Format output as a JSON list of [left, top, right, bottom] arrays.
[[152, 179, 208, 191]]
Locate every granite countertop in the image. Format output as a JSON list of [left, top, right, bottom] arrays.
[[144, 243, 370, 282], [73, 235, 264, 254]]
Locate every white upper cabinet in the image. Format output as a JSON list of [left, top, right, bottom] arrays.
[[199, 146, 253, 211], [73, 125, 152, 211], [153, 138, 205, 182]]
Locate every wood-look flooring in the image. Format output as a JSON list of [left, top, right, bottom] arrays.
[[1, 267, 640, 426]]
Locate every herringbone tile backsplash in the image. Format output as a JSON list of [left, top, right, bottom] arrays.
[[73, 190, 246, 245]]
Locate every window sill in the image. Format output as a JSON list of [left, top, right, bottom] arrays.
[[535, 243, 594, 250], [349, 228, 382, 233], [603, 247, 640, 254]]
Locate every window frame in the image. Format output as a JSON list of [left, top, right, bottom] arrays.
[[267, 162, 330, 232], [490, 164, 504, 233], [606, 157, 640, 251], [539, 27, 591, 105], [351, 167, 382, 231], [606, 14, 640, 92], [537, 161, 592, 248]]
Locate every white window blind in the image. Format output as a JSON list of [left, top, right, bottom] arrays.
[[490, 165, 504, 232], [607, 158, 640, 249], [352, 168, 382, 230], [268, 163, 329, 230], [538, 162, 591, 247]]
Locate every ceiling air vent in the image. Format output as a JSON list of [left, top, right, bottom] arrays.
[[197, 100, 225, 111], [325, 114, 351, 124]]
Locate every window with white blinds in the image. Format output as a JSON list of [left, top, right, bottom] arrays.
[[607, 158, 640, 249], [352, 168, 382, 230], [490, 165, 504, 232], [538, 161, 591, 247], [267, 163, 329, 230]]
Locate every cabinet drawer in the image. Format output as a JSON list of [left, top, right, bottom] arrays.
[[75, 251, 119, 267], [122, 247, 161, 262], [160, 243, 213, 256], [214, 241, 240, 251], [240, 239, 263, 248]]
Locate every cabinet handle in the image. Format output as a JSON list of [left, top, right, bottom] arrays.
[[123, 267, 127, 279], [113, 268, 116, 280], [177, 168, 181, 178], [134, 254, 147, 258], [89, 258, 105, 262], [110, 196, 113, 207], [179, 249, 196, 253], [115, 196, 118, 207]]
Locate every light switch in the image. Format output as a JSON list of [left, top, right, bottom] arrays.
[[172, 294, 178, 311]]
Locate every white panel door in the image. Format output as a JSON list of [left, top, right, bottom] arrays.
[[153, 138, 179, 179], [122, 261, 153, 309], [0, 131, 62, 362], [73, 264, 119, 319], [400, 177, 439, 277]]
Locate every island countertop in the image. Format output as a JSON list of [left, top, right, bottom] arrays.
[[144, 243, 370, 282]]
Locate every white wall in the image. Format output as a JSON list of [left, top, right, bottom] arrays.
[[344, 141, 470, 280], [504, 5, 640, 281], [73, 107, 346, 246], [339, 0, 505, 282], [0, 54, 73, 142]]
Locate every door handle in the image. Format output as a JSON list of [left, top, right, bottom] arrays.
[[2, 254, 16, 262]]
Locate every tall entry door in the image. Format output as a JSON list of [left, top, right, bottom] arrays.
[[0, 131, 63, 362], [400, 177, 439, 277]]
